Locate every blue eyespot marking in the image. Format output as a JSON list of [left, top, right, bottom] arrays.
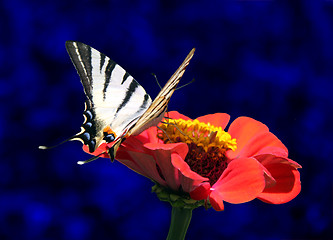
[[83, 122, 92, 128], [84, 110, 93, 120], [103, 133, 115, 143], [81, 132, 91, 142]]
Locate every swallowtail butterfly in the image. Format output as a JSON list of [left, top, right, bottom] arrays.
[[40, 41, 195, 163]]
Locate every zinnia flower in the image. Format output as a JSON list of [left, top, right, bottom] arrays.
[[84, 111, 301, 211]]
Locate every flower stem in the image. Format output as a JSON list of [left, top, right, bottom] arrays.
[[166, 206, 192, 240]]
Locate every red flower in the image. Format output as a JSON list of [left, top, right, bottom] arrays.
[[84, 111, 301, 211]]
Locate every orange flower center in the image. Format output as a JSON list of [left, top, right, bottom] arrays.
[[158, 118, 237, 185]]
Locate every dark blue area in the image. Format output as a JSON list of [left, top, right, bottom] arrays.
[[1, 0, 332, 239]]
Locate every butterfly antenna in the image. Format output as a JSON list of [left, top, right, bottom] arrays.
[[38, 134, 78, 150], [151, 73, 162, 90], [161, 121, 189, 139], [157, 126, 173, 143], [165, 111, 171, 119], [175, 78, 195, 91], [160, 120, 196, 144], [77, 152, 105, 165]]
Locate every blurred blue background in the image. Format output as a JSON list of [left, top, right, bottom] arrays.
[[1, 0, 332, 239]]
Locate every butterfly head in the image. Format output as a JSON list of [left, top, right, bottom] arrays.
[[103, 126, 117, 143]]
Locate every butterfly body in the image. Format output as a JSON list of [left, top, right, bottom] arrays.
[[65, 41, 195, 161]]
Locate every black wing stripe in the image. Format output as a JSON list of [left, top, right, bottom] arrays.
[[76, 43, 93, 85], [141, 94, 150, 109], [99, 53, 106, 73], [115, 80, 139, 114], [135, 94, 151, 114], [103, 59, 116, 100], [66, 41, 93, 100], [123, 94, 150, 129], [121, 72, 130, 84]]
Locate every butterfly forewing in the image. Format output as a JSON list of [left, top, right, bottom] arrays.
[[66, 41, 152, 152], [128, 48, 196, 136]]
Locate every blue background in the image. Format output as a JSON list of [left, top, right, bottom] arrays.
[[1, 0, 332, 239]]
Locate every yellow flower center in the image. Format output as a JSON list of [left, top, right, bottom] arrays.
[[158, 118, 237, 185]]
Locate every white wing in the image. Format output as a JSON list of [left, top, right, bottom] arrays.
[[65, 41, 152, 152]]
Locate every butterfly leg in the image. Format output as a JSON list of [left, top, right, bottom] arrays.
[[159, 119, 198, 145], [108, 137, 127, 162], [157, 126, 173, 143]]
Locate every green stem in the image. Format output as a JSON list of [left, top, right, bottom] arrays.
[[166, 206, 193, 240]]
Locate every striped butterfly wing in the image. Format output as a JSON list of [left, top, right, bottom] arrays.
[[66, 41, 152, 153], [108, 48, 196, 161]]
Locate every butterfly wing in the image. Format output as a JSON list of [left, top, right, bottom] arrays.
[[128, 48, 196, 136], [108, 48, 196, 161], [66, 41, 152, 152]]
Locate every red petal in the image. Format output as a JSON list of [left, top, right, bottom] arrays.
[[146, 142, 209, 193], [262, 167, 277, 189], [257, 162, 301, 204], [140, 142, 188, 191], [227, 131, 288, 159], [121, 126, 162, 146], [119, 137, 208, 193], [144, 141, 186, 153], [210, 157, 265, 204], [82, 143, 110, 158], [227, 117, 269, 158], [173, 153, 209, 193], [165, 111, 192, 121], [196, 113, 230, 130], [255, 154, 302, 169], [116, 149, 167, 187], [190, 182, 211, 200], [146, 142, 208, 192], [146, 126, 166, 144], [209, 191, 225, 211], [170, 150, 208, 181], [120, 135, 149, 153], [116, 134, 178, 186]]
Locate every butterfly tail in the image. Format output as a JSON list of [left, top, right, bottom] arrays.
[[38, 134, 80, 150]]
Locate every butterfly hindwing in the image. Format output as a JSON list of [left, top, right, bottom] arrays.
[[65, 41, 152, 152]]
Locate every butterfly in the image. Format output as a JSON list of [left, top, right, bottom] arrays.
[[40, 41, 195, 163]]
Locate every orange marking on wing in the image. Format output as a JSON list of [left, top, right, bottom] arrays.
[[103, 126, 117, 138]]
